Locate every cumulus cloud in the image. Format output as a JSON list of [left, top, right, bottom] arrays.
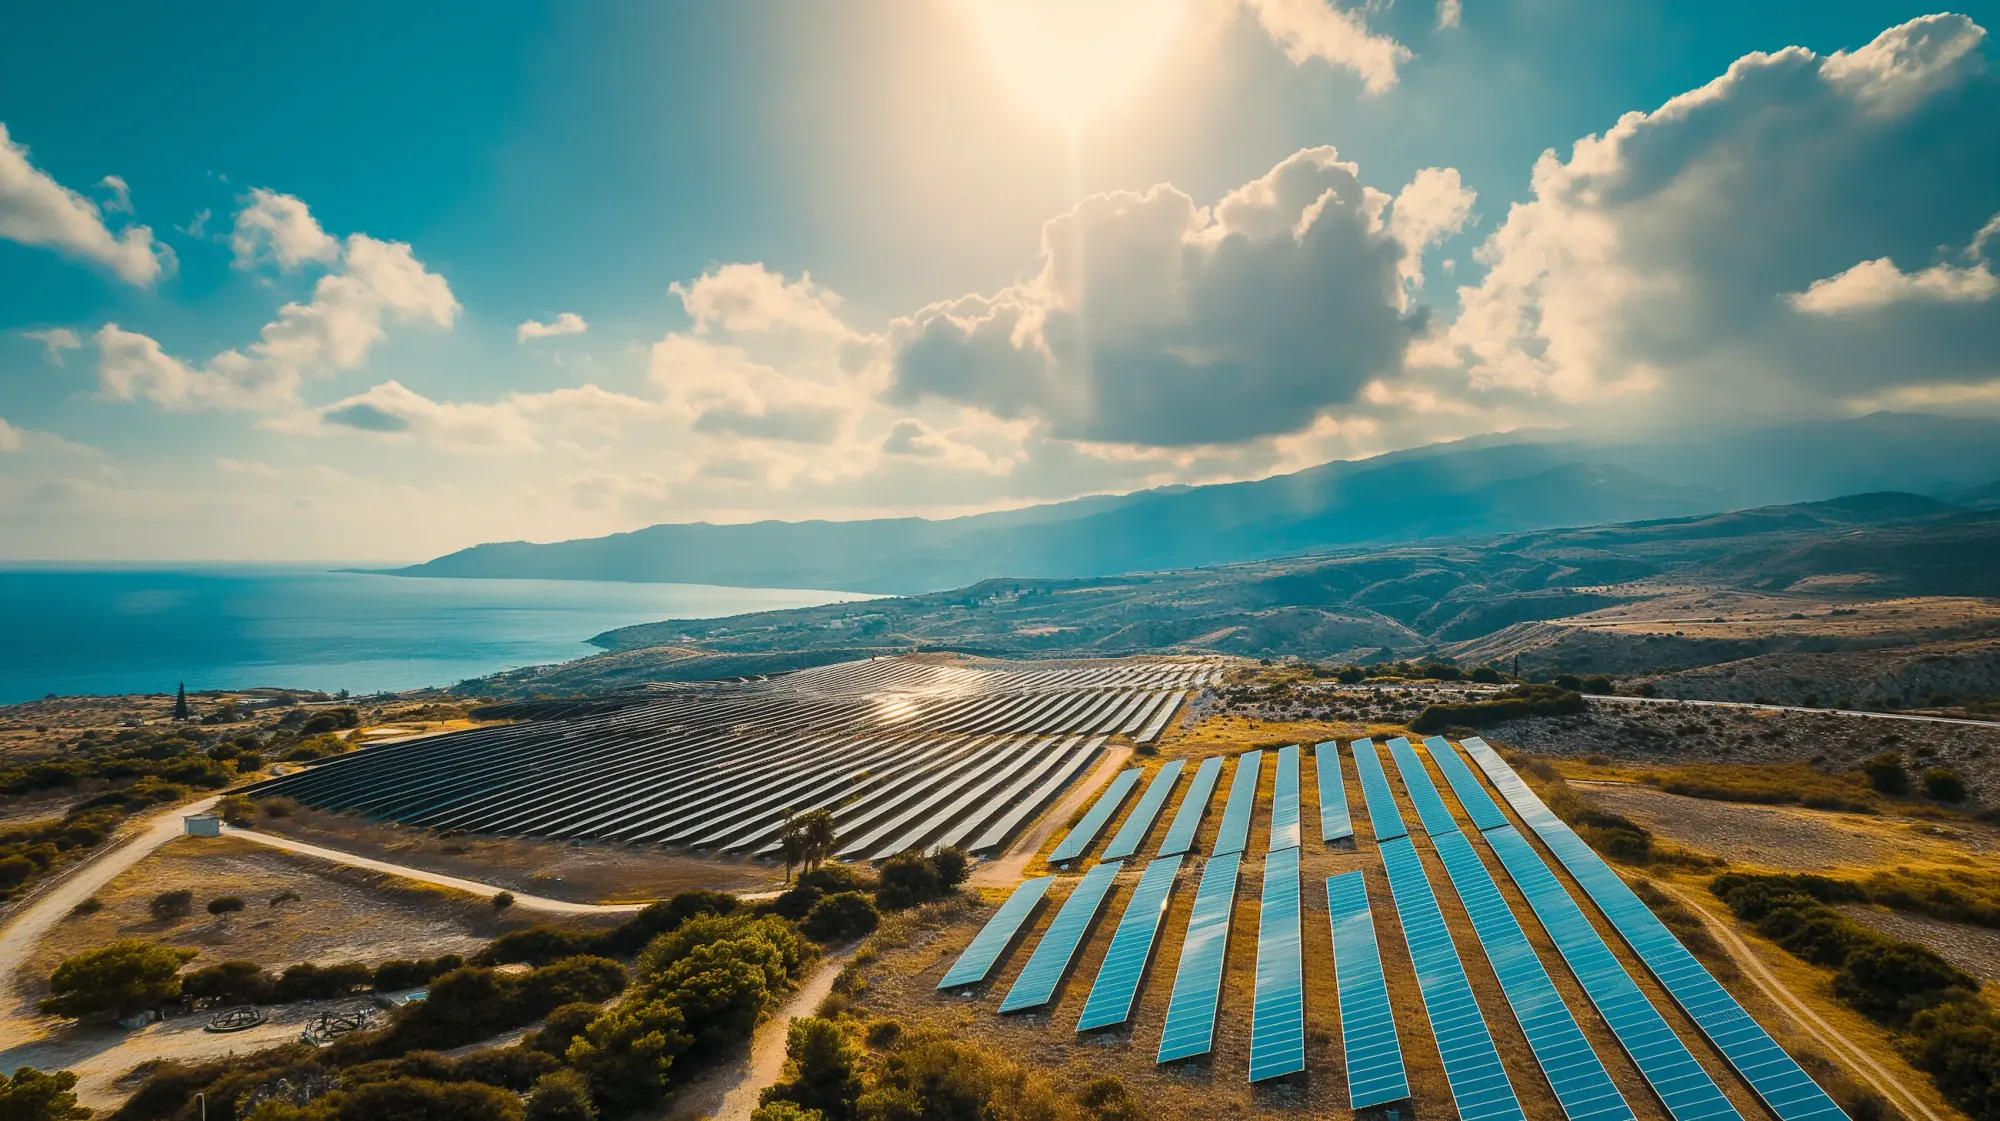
[[21, 327, 81, 366], [1437, 13, 2000, 418], [671, 263, 851, 337], [1436, 0, 1462, 30], [1238, 0, 1412, 94], [888, 146, 1463, 446], [517, 312, 589, 342], [0, 123, 168, 285], [99, 194, 458, 410], [97, 175, 132, 215], [230, 187, 340, 270], [0, 416, 20, 453], [649, 332, 852, 444]]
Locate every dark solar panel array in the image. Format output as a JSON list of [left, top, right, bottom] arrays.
[[1156, 755, 1222, 857], [1248, 845, 1306, 1081], [1315, 741, 1352, 843], [1048, 767, 1142, 865], [1268, 744, 1301, 852], [1326, 869, 1411, 1108], [1459, 739, 1847, 1121], [1212, 750, 1264, 856], [1102, 760, 1187, 861], [1078, 855, 1185, 1030], [939, 875, 1054, 989], [1156, 850, 1242, 1063], [1001, 859, 1124, 1013]]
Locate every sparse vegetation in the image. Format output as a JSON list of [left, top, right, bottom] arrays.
[[41, 940, 198, 1020], [1411, 684, 1586, 733]]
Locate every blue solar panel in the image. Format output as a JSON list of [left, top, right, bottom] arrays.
[[1431, 830, 1636, 1121], [1478, 824, 1743, 1121], [1326, 870, 1410, 1109], [1158, 756, 1222, 857], [1459, 740, 1847, 1121], [1315, 741, 1352, 843], [1349, 738, 1408, 842], [1388, 735, 1463, 838], [1102, 760, 1187, 860], [1001, 860, 1125, 1012], [1213, 750, 1264, 856], [1423, 735, 1510, 832], [1078, 855, 1185, 1030], [939, 876, 1055, 989], [1049, 767, 1142, 865], [1378, 835, 1526, 1120], [1269, 744, 1301, 852], [1249, 846, 1305, 1081], [1157, 850, 1243, 1062]]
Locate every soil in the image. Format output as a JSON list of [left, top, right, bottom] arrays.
[[1837, 904, 2000, 986], [1566, 782, 1964, 872]]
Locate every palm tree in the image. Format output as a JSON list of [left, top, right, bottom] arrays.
[[780, 808, 840, 882]]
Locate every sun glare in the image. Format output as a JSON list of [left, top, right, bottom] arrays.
[[959, 0, 1190, 128]]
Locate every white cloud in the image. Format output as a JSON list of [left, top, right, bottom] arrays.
[[516, 312, 589, 342], [276, 380, 543, 451], [98, 197, 459, 411], [649, 332, 855, 444], [0, 122, 167, 285], [21, 327, 82, 366], [1438, 13, 2000, 418], [0, 416, 20, 453], [1436, 0, 1461, 30], [229, 187, 340, 270], [887, 146, 1461, 446], [1238, 0, 1412, 94], [671, 263, 852, 337], [97, 175, 132, 215]]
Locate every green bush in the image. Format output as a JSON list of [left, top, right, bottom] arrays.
[[41, 940, 198, 1019], [526, 1003, 601, 1057], [328, 1076, 523, 1121], [1908, 1000, 2000, 1121], [1863, 752, 1910, 795], [476, 927, 596, 968], [517, 956, 627, 1017], [1832, 942, 1979, 1026], [1925, 768, 1969, 803], [207, 896, 246, 915], [801, 893, 880, 943], [182, 960, 276, 1006], [371, 954, 465, 992], [272, 961, 372, 1003], [525, 1069, 598, 1121], [875, 849, 968, 911], [1410, 685, 1585, 733], [760, 1017, 863, 1121], [0, 1065, 90, 1121], [149, 890, 194, 921], [854, 1030, 1082, 1121]]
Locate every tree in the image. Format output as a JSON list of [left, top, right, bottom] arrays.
[[40, 940, 198, 1019], [801, 893, 878, 943], [780, 810, 839, 881], [173, 683, 189, 722], [216, 794, 256, 827], [525, 1069, 598, 1121], [761, 1017, 863, 1121], [150, 890, 193, 921], [1470, 666, 1503, 684], [207, 896, 245, 915], [1863, 752, 1911, 796], [0, 1066, 90, 1121], [1923, 768, 1968, 803]]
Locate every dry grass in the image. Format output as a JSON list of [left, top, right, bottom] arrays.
[[251, 804, 782, 902]]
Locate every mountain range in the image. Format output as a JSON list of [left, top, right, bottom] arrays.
[[386, 412, 2000, 595]]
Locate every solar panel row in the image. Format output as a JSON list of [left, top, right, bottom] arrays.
[[1079, 855, 1185, 1030], [1156, 755, 1222, 857], [1248, 846, 1306, 1081], [1212, 750, 1264, 856], [1459, 739, 1846, 1121], [1326, 870, 1411, 1108], [1268, 745, 1301, 852], [1102, 760, 1187, 860], [939, 875, 1054, 989], [1001, 859, 1124, 1013], [1314, 741, 1352, 843], [1156, 850, 1242, 1063], [1378, 835, 1527, 1120], [1349, 737, 1408, 842], [1048, 767, 1142, 865]]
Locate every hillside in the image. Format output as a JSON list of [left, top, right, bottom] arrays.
[[389, 412, 2000, 594]]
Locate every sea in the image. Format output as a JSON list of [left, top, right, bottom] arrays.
[[0, 566, 872, 705]]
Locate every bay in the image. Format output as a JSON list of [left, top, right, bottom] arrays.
[[0, 566, 871, 704]]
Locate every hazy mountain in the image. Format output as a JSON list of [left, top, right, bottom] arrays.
[[386, 412, 2000, 594]]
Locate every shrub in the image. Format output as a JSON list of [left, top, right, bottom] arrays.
[[0, 1065, 90, 1121], [69, 897, 103, 918], [372, 954, 465, 992], [760, 1017, 862, 1121], [592, 890, 739, 957], [492, 891, 516, 912], [216, 795, 257, 827], [1863, 752, 1910, 795], [1552, 674, 1584, 691], [207, 896, 245, 915], [802, 893, 880, 944], [855, 1030, 1081, 1121], [476, 926, 595, 968], [1080, 1076, 1139, 1121], [1925, 768, 1969, 803], [753, 1104, 825, 1121], [875, 849, 967, 911], [526, 1002, 602, 1057], [1907, 1000, 2000, 1121], [149, 890, 194, 921], [518, 956, 627, 1017], [40, 940, 198, 1019], [182, 960, 276, 1005], [567, 998, 692, 1113], [1470, 666, 1503, 684], [1580, 675, 1614, 695], [272, 961, 372, 1003], [1832, 941, 1979, 1026], [451, 1046, 563, 1091], [329, 1077, 523, 1121], [525, 1069, 598, 1121], [1410, 685, 1586, 733], [269, 889, 301, 907]]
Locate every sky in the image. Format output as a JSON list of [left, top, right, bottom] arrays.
[[3, 0, 1997, 563]]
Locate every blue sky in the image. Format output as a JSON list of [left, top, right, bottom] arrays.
[[3, 0, 1997, 561]]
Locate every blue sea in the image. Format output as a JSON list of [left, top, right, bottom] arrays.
[[0, 567, 871, 704]]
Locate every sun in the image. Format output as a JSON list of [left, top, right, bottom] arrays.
[[958, 0, 1191, 128]]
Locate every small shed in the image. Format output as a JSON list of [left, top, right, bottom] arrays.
[[183, 813, 221, 837]]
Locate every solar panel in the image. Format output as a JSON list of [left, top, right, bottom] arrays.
[[1212, 750, 1264, 856], [1078, 855, 1185, 1030], [1248, 845, 1305, 1081], [1459, 740, 1846, 1121], [1268, 745, 1301, 852], [1326, 870, 1410, 1109], [1156, 850, 1242, 1062], [1102, 760, 1187, 860], [1378, 835, 1526, 1120], [1431, 830, 1636, 1121], [1000, 860, 1125, 1013], [1157, 756, 1222, 857], [1387, 735, 1463, 839], [968, 735, 1106, 853], [1478, 824, 1743, 1121], [1422, 735, 1509, 831], [1314, 741, 1352, 843], [939, 876, 1055, 989], [1349, 738, 1408, 842], [1048, 767, 1142, 865]]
